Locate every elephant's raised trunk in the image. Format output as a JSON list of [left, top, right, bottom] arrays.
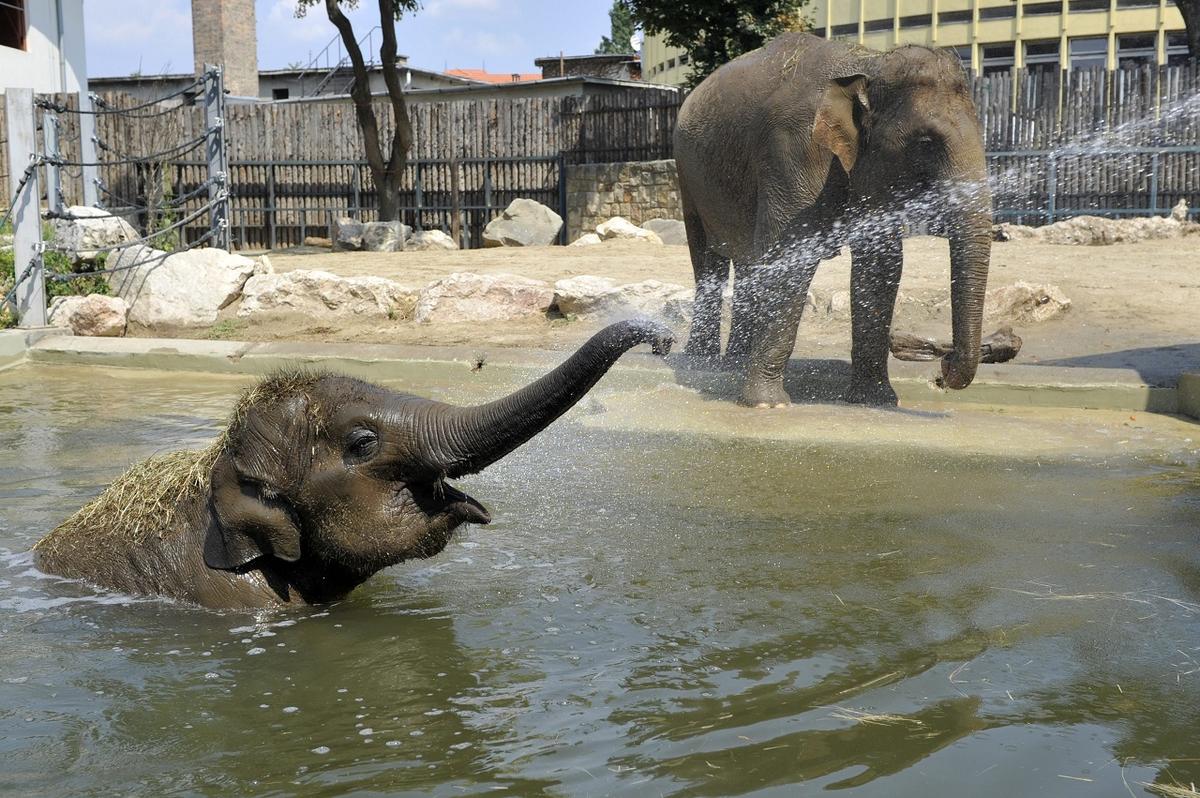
[[417, 320, 673, 479], [942, 207, 991, 389]]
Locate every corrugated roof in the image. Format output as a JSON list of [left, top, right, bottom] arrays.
[[446, 68, 543, 84]]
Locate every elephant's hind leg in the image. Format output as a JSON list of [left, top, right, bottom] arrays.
[[724, 260, 756, 365], [739, 259, 818, 408]]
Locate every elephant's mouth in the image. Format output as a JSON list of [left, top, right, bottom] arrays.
[[439, 481, 492, 526]]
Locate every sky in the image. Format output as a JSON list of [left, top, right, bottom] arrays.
[[84, 0, 619, 78]]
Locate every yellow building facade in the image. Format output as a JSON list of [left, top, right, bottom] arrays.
[[642, 0, 1190, 85]]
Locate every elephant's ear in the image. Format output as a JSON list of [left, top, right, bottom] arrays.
[[813, 73, 870, 173], [204, 449, 303, 571]]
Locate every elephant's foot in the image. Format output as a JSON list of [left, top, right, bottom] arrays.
[[739, 379, 791, 409], [846, 379, 899, 407]]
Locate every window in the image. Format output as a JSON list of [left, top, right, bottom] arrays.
[[679, 53, 689, 65], [1024, 1, 1062, 16], [954, 45, 974, 67], [1117, 0, 1159, 6], [979, 5, 1017, 20], [900, 14, 932, 29], [272, 88, 290, 100], [830, 22, 859, 37], [667, 57, 676, 69], [981, 43, 1015, 75], [0, 0, 26, 51], [1068, 0, 1108, 12], [864, 17, 893, 33], [940, 10, 972, 24], [1025, 39, 1061, 70], [1069, 36, 1108, 69], [1117, 33, 1156, 68], [1166, 32, 1189, 66]]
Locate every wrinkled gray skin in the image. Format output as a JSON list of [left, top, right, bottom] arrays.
[[675, 32, 992, 407], [35, 320, 672, 610]]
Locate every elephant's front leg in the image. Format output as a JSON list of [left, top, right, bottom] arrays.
[[848, 227, 903, 406], [686, 249, 728, 359], [739, 260, 816, 408]]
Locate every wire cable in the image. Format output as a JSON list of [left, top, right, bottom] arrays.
[[35, 73, 213, 118], [49, 131, 211, 169]]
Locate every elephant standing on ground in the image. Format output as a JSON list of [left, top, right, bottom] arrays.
[[34, 320, 673, 609], [675, 32, 992, 407]]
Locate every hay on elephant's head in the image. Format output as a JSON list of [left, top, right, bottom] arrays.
[[34, 369, 329, 562]]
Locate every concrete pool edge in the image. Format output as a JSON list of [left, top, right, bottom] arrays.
[[17, 333, 1200, 421]]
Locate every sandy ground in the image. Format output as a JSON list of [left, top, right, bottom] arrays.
[[154, 237, 1200, 382]]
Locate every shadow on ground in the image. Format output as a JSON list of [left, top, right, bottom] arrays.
[[1038, 342, 1200, 385]]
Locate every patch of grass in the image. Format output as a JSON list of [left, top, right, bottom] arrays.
[[205, 319, 245, 340]]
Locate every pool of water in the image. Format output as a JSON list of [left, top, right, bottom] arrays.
[[1, 363, 1198, 797]]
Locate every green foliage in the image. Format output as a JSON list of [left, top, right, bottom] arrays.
[[623, 0, 811, 86], [42, 223, 111, 300], [293, 0, 419, 21], [205, 319, 245, 340], [596, 1, 636, 55]]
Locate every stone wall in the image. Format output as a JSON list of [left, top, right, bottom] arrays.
[[192, 0, 259, 97], [565, 159, 682, 242]]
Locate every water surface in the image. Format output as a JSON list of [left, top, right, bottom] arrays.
[[1, 364, 1198, 796]]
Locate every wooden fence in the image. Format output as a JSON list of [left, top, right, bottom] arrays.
[[3, 64, 1199, 242]]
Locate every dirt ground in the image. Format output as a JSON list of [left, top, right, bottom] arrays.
[[160, 237, 1200, 381]]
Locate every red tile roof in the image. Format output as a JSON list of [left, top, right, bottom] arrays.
[[447, 68, 543, 84]]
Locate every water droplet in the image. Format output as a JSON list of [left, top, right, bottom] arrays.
[[311, 746, 330, 755], [359, 728, 374, 736], [282, 706, 299, 714], [247, 647, 266, 656]]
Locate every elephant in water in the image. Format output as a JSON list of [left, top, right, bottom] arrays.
[[675, 32, 992, 407], [34, 320, 673, 609]]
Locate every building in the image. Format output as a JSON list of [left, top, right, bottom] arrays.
[[446, 68, 543, 84], [643, 0, 1190, 85], [534, 53, 642, 81], [192, 0, 257, 96], [0, 0, 89, 93]]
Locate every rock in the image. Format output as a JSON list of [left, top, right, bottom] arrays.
[[992, 222, 1039, 242], [238, 269, 417, 320], [1171, 199, 1189, 223], [406, 229, 459, 251], [253, 254, 274, 276], [595, 216, 663, 244], [984, 281, 1071, 324], [303, 236, 333, 248], [415, 272, 554, 324], [50, 206, 139, 262], [569, 233, 603, 247], [642, 218, 688, 246], [46, 294, 128, 337], [552, 276, 692, 322], [109, 245, 256, 327], [362, 221, 410, 252], [482, 199, 563, 247], [334, 217, 365, 251], [825, 289, 851, 317]]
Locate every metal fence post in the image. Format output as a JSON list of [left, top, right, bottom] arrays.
[[203, 64, 231, 250], [1148, 150, 1159, 215], [1046, 154, 1057, 223], [267, 162, 277, 250], [5, 89, 47, 328], [79, 92, 99, 206], [42, 109, 62, 216]]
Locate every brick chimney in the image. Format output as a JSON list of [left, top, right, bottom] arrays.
[[192, 0, 259, 97]]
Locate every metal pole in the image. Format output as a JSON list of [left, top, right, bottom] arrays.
[[203, 64, 231, 250], [5, 89, 47, 328], [42, 110, 62, 216], [79, 92, 99, 206], [1148, 151, 1159, 215], [557, 153, 568, 245], [1046, 154, 1057, 223], [450, 156, 462, 248], [267, 162, 277, 250]]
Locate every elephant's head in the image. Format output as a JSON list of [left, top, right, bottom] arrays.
[[203, 319, 673, 600], [813, 45, 991, 390]]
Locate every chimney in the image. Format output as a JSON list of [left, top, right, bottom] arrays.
[[192, 0, 259, 97]]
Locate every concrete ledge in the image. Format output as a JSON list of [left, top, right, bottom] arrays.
[[0, 327, 71, 372], [18, 333, 1200, 419]]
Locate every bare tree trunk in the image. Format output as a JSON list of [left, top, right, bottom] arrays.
[[1177, 0, 1200, 61], [323, 0, 412, 222]]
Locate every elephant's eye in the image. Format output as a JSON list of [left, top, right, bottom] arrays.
[[345, 428, 380, 462]]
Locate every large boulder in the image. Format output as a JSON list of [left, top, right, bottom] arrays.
[[414, 272, 554, 324], [238, 269, 417, 320], [642, 218, 688, 246], [985, 281, 1071, 324], [482, 199, 563, 248], [569, 233, 603, 247], [334, 217, 365, 251], [406, 229, 459, 251], [552, 276, 692, 323], [50, 206, 139, 262], [46, 294, 128, 337], [362, 221, 410, 252], [595, 216, 663, 244], [109, 245, 256, 327]]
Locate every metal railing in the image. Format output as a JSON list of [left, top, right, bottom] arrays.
[[292, 25, 382, 98]]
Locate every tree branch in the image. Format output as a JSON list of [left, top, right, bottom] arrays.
[[325, 0, 386, 182], [377, 0, 414, 182]]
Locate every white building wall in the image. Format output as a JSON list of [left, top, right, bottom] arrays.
[[0, 0, 88, 93]]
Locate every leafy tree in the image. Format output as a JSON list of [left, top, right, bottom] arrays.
[[596, 1, 636, 55], [295, 0, 417, 222], [1174, 0, 1199, 61], [623, 0, 810, 86]]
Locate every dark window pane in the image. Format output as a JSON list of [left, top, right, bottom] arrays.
[[1118, 33, 1156, 50], [864, 18, 892, 32], [272, 88, 289, 100], [980, 5, 1016, 20], [983, 43, 1015, 59], [831, 22, 859, 36], [1024, 1, 1062, 15], [900, 13, 932, 28], [1069, 0, 1108, 11], [940, 10, 972, 23], [1117, 0, 1159, 6], [0, 0, 25, 51], [1070, 37, 1108, 54]]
